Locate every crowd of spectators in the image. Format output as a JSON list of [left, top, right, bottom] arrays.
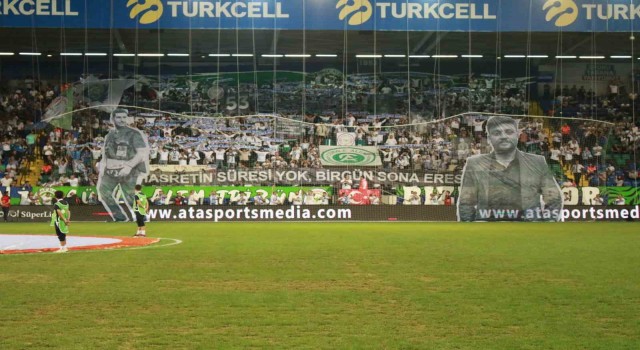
[[127, 72, 532, 119], [0, 73, 638, 206], [539, 78, 637, 119]]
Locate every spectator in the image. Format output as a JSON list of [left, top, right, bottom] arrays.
[[340, 174, 353, 190], [591, 193, 604, 205], [1, 191, 10, 221], [208, 191, 218, 205], [152, 190, 168, 205], [0, 173, 13, 189], [571, 160, 585, 186], [68, 174, 80, 187], [253, 193, 266, 205], [338, 192, 350, 205], [407, 190, 422, 205], [187, 190, 201, 205], [87, 192, 99, 205]]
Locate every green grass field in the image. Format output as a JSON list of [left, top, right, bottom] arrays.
[[1, 222, 639, 349]]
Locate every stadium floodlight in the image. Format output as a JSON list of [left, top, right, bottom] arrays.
[[285, 54, 311, 58], [138, 53, 165, 57], [113, 53, 135, 57], [209, 53, 230, 57], [315, 54, 337, 57], [409, 55, 430, 58], [461, 54, 483, 58], [555, 55, 576, 59], [579, 56, 605, 59], [504, 55, 526, 58], [167, 53, 189, 57], [19, 52, 41, 56], [232, 54, 253, 57], [60, 53, 82, 56], [0, 52, 14, 56], [356, 54, 382, 58], [262, 54, 283, 58], [610, 55, 632, 59], [85, 53, 107, 56], [432, 55, 458, 58], [384, 54, 406, 58], [527, 55, 548, 58]]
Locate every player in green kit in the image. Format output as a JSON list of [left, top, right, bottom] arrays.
[[133, 184, 149, 237], [51, 190, 71, 253]]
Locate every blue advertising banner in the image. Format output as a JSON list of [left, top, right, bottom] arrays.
[[0, 0, 638, 32]]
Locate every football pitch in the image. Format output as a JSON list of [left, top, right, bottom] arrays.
[[1, 222, 639, 349]]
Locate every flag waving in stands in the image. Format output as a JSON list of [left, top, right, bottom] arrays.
[[43, 77, 135, 130], [76, 76, 135, 112], [43, 85, 74, 130]]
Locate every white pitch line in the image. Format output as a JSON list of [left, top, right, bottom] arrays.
[[0, 237, 182, 255], [56, 237, 183, 254], [1, 236, 39, 251]]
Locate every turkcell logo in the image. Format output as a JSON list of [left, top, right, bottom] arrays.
[[337, 0, 372, 25], [337, 0, 496, 26], [543, 0, 640, 27], [131, 0, 289, 21], [543, 0, 578, 27], [320, 146, 382, 167], [127, 0, 163, 25]]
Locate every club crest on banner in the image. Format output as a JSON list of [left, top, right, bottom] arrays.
[[320, 146, 382, 167]]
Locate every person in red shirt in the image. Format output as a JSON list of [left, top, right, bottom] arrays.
[[443, 191, 453, 206], [561, 123, 571, 143], [1, 191, 10, 222]]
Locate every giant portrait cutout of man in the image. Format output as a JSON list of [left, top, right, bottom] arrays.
[[97, 108, 150, 221], [456, 116, 563, 222]]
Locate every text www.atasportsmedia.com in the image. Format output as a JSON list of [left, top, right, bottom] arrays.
[[478, 206, 640, 221], [147, 206, 352, 222]]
